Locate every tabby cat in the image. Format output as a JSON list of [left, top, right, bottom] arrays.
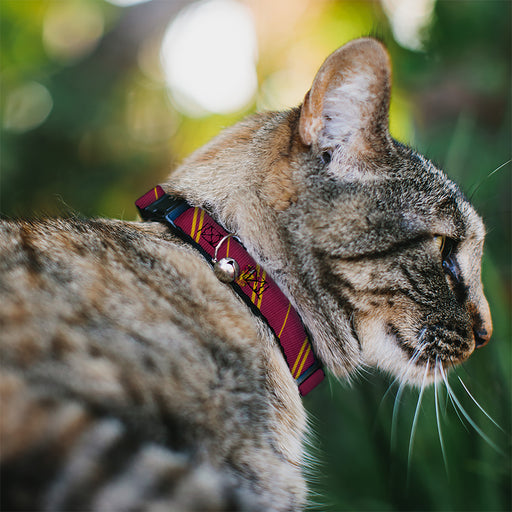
[[0, 38, 492, 511]]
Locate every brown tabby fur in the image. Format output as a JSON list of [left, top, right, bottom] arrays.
[[0, 39, 491, 511]]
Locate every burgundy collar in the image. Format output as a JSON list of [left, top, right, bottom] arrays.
[[135, 186, 324, 396]]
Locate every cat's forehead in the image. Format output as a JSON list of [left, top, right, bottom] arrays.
[[406, 152, 485, 242], [305, 146, 484, 247]]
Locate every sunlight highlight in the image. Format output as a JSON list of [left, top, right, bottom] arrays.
[[160, 0, 258, 116], [382, 0, 436, 51]]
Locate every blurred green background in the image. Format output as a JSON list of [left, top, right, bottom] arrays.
[[1, 0, 510, 510]]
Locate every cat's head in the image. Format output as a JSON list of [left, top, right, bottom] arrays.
[[280, 38, 492, 385]]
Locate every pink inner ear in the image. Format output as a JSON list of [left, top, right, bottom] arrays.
[[298, 38, 391, 151]]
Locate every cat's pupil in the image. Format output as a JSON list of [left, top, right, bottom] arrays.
[[435, 236, 462, 286], [440, 239, 465, 297], [441, 237, 455, 260]]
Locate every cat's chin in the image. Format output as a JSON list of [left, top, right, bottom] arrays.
[[356, 319, 452, 387]]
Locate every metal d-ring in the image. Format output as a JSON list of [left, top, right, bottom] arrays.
[[213, 234, 238, 263]]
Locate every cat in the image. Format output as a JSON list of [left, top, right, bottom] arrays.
[[0, 37, 492, 511]]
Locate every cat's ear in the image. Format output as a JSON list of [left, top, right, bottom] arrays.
[[299, 38, 391, 156]]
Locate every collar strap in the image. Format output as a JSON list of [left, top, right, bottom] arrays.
[[135, 186, 324, 396]]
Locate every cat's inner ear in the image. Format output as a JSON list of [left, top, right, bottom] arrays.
[[299, 38, 392, 157]]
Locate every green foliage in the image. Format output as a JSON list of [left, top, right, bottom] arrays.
[[1, 1, 510, 510]]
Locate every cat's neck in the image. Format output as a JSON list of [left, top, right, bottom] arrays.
[[164, 109, 301, 275], [162, 107, 361, 380]]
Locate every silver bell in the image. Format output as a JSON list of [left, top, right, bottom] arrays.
[[213, 257, 240, 283]]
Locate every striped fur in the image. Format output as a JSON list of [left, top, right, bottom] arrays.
[[0, 38, 491, 510]]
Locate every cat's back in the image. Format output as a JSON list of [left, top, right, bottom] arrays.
[[0, 216, 258, 366], [0, 217, 291, 511]]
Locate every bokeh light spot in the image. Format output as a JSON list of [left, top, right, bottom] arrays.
[[160, 0, 258, 116], [382, 0, 436, 51], [43, 1, 104, 62], [4, 82, 53, 133]]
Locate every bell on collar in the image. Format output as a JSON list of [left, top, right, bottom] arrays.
[[214, 257, 240, 283]]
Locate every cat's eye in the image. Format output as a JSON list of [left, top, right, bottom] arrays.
[[435, 236, 461, 284], [434, 235, 456, 261], [320, 150, 332, 165], [434, 235, 446, 254]]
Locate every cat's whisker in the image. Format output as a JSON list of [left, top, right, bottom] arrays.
[[380, 377, 398, 408], [440, 362, 471, 428], [486, 158, 512, 178], [443, 382, 450, 417], [378, 374, 401, 425], [435, 369, 449, 419], [469, 158, 511, 200], [434, 358, 449, 477], [448, 355, 471, 381], [353, 361, 372, 383], [417, 326, 428, 344], [456, 376, 504, 432], [390, 346, 424, 450], [404, 345, 428, 383], [405, 345, 426, 376], [390, 381, 405, 452], [439, 365, 501, 453], [384, 347, 421, 405], [407, 361, 429, 471], [440, 364, 470, 431], [446, 357, 502, 432]]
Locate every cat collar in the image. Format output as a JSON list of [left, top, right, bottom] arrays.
[[135, 186, 325, 396]]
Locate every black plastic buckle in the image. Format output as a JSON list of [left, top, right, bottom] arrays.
[[137, 195, 189, 226]]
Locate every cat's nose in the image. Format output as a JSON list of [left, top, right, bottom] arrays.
[[471, 297, 492, 348], [474, 327, 491, 348]]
